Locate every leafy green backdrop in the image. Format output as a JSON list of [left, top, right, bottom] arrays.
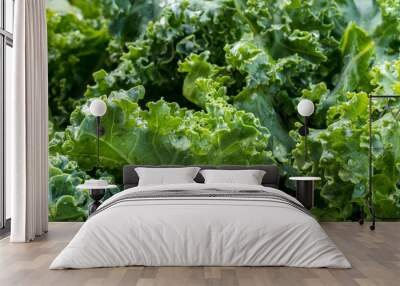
[[47, 0, 400, 221]]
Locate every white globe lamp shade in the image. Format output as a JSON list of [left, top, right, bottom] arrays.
[[297, 99, 315, 117], [89, 99, 107, 117]]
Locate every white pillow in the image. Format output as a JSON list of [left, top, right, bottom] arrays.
[[200, 169, 266, 185], [135, 167, 200, 186]]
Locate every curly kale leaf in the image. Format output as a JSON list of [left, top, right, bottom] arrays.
[[292, 92, 370, 219], [47, 10, 112, 128], [370, 58, 400, 95], [67, 0, 162, 40], [84, 0, 244, 105], [293, 59, 400, 219], [334, 0, 400, 63], [54, 84, 272, 174], [47, 0, 400, 221], [48, 153, 121, 221], [314, 0, 400, 120], [48, 154, 89, 221], [47, 0, 162, 128]]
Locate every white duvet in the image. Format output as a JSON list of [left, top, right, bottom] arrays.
[[50, 183, 351, 269]]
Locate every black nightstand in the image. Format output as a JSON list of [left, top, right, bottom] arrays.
[[289, 177, 321, 209], [77, 184, 117, 215]]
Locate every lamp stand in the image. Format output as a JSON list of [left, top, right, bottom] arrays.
[[96, 116, 100, 168], [298, 116, 310, 163], [304, 116, 308, 162], [94, 116, 106, 169]]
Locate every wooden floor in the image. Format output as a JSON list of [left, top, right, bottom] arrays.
[[0, 222, 399, 286]]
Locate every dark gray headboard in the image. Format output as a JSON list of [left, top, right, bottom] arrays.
[[123, 165, 280, 189]]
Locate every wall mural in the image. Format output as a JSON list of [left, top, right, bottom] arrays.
[[47, 0, 400, 221]]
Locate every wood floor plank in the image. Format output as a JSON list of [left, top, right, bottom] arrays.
[[0, 222, 399, 286]]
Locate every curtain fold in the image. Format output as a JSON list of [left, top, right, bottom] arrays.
[[9, 0, 48, 242]]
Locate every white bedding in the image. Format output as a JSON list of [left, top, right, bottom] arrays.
[[50, 183, 351, 269]]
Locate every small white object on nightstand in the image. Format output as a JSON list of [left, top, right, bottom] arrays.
[[76, 180, 117, 190], [289, 177, 321, 181]]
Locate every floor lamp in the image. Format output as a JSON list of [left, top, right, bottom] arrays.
[[364, 94, 400, 231]]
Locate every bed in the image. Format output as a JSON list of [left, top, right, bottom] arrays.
[[50, 165, 351, 269]]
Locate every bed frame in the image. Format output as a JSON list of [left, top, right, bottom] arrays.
[[123, 165, 280, 189]]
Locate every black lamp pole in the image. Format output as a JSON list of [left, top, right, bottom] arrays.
[[304, 116, 308, 162], [298, 116, 310, 162], [96, 116, 101, 168], [297, 99, 314, 164]]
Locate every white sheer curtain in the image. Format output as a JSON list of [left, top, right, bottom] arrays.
[[8, 0, 48, 242]]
